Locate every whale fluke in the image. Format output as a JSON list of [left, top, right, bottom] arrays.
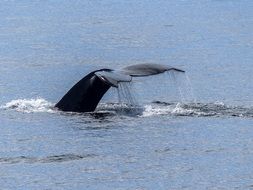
[[55, 63, 185, 112], [121, 63, 185, 77]]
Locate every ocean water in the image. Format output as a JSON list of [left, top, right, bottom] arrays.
[[1, 1, 253, 189]]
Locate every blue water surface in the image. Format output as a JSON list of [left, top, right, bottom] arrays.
[[0, 1, 253, 189]]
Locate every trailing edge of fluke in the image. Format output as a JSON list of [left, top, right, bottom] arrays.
[[55, 63, 185, 113]]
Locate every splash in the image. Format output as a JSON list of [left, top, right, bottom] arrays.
[[1, 98, 55, 113], [2, 98, 253, 118], [142, 101, 253, 118], [142, 103, 195, 117]]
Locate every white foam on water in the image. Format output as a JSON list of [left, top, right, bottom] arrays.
[[1, 98, 55, 113], [171, 103, 195, 115], [97, 102, 143, 116], [142, 103, 196, 117], [141, 102, 253, 118]]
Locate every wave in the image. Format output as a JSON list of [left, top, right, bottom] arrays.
[[1, 98, 55, 113], [2, 98, 253, 118]]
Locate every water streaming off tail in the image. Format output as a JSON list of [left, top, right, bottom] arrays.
[[117, 82, 139, 106], [112, 70, 196, 106], [185, 74, 197, 103], [168, 71, 185, 102], [167, 71, 197, 103], [96, 82, 142, 115]]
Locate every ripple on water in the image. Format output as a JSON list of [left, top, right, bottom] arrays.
[[0, 154, 97, 164]]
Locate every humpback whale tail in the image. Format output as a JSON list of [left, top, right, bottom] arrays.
[[55, 63, 185, 112]]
